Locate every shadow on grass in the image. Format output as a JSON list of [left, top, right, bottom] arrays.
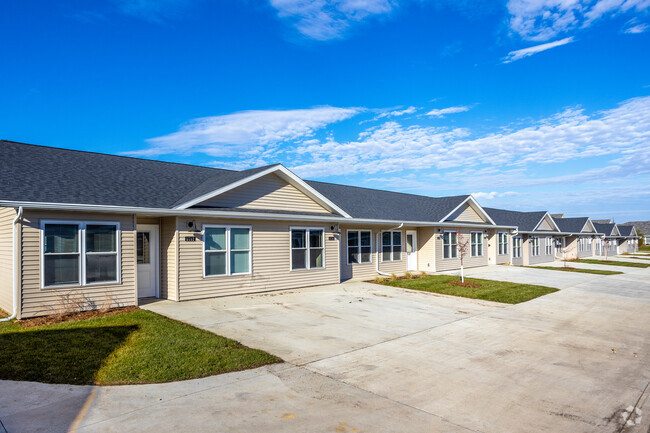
[[0, 325, 138, 384]]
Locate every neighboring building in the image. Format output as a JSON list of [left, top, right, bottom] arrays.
[[616, 225, 639, 253], [483, 208, 563, 266], [0, 140, 517, 319], [592, 222, 620, 256], [552, 217, 601, 259]]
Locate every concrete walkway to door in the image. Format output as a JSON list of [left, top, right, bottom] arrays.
[[2, 266, 649, 433]]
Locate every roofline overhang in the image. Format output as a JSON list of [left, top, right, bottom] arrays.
[[517, 231, 570, 236], [440, 195, 497, 226], [0, 200, 517, 229]]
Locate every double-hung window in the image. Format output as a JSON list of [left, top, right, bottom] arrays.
[[42, 221, 119, 288], [513, 236, 522, 258], [443, 231, 458, 259], [381, 231, 402, 261], [498, 232, 508, 255], [470, 232, 483, 257], [291, 228, 324, 270], [347, 230, 372, 264], [545, 237, 553, 255], [204, 226, 251, 276], [531, 237, 540, 256]]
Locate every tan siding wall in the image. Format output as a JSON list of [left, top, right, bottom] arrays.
[[417, 227, 436, 272], [19, 211, 137, 319], [450, 203, 486, 223], [494, 231, 510, 265], [160, 217, 178, 301], [537, 218, 554, 231], [0, 207, 16, 313], [177, 218, 339, 300], [199, 174, 331, 214], [339, 225, 409, 281], [528, 236, 555, 265], [565, 236, 578, 260], [137, 217, 161, 225], [435, 228, 489, 271]]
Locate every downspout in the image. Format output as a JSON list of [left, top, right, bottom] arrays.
[[376, 223, 404, 276], [1, 206, 23, 322]]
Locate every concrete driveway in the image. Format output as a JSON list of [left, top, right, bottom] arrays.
[[1, 266, 649, 433]]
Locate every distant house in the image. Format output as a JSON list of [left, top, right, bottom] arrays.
[[552, 217, 601, 259], [616, 225, 639, 253], [592, 222, 621, 256], [484, 208, 563, 266]]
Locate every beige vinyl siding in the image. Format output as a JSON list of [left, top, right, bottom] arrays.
[[537, 217, 554, 231], [198, 173, 331, 214], [339, 225, 408, 281], [495, 232, 510, 265], [417, 227, 436, 272], [448, 202, 486, 223], [564, 236, 578, 260], [0, 207, 17, 313], [19, 211, 137, 319], [137, 217, 161, 225], [177, 218, 339, 300], [435, 228, 488, 272], [578, 237, 594, 258], [160, 217, 178, 301], [528, 236, 555, 265]]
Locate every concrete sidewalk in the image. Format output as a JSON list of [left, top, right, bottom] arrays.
[[2, 267, 649, 433]]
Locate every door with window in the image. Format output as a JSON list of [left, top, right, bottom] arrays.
[[137, 225, 158, 298], [405, 230, 418, 271]]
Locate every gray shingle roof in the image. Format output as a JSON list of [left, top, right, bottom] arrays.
[[553, 217, 591, 234], [306, 180, 469, 222], [616, 225, 635, 237], [1, 141, 478, 223], [593, 222, 616, 236], [483, 207, 548, 232]]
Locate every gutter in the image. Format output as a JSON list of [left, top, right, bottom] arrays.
[[0, 200, 517, 230], [376, 223, 404, 277], [1, 206, 23, 322]]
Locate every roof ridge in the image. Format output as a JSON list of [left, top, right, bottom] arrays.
[[306, 179, 468, 201], [0, 139, 239, 173]]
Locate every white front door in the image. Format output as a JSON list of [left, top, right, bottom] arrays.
[[137, 224, 159, 298], [406, 230, 418, 271]]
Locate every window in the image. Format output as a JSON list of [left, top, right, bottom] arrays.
[[204, 226, 251, 276], [531, 237, 540, 256], [382, 231, 402, 261], [498, 232, 508, 255], [42, 221, 119, 288], [513, 236, 522, 258], [545, 237, 553, 255], [347, 230, 372, 264], [137, 232, 150, 264], [470, 232, 483, 257], [443, 231, 458, 259], [291, 228, 324, 270]]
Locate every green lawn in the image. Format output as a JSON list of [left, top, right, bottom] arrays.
[[525, 266, 622, 275], [572, 259, 650, 268], [376, 275, 557, 304], [628, 256, 650, 260], [0, 310, 281, 385], [639, 246, 650, 252]]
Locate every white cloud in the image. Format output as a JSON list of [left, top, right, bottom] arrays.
[[502, 37, 575, 63], [507, 0, 650, 41], [269, 0, 396, 40], [129, 106, 360, 156], [288, 96, 650, 179], [471, 191, 520, 200], [425, 105, 471, 117], [623, 19, 649, 33]]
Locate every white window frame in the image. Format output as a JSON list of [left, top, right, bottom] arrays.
[[381, 230, 403, 262], [203, 225, 253, 278], [346, 229, 372, 265], [470, 231, 484, 257], [531, 237, 540, 256], [545, 237, 553, 255], [498, 232, 508, 255], [513, 236, 522, 259], [290, 227, 326, 271], [40, 220, 121, 289], [443, 231, 458, 259]]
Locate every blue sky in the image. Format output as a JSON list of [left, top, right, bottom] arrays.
[[1, 0, 649, 222]]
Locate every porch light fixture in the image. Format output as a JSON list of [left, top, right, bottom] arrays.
[[187, 220, 201, 233]]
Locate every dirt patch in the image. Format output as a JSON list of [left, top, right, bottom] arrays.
[[18, 306, 140, 328], [447, 280, 481, 288]]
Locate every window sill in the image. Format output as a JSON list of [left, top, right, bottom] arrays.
[[290, 267, 326, 272], [204, 272, 253, 278]]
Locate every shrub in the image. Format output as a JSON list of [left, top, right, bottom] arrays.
[[404, 272, 414, 279], [390, 273, 398, 281]]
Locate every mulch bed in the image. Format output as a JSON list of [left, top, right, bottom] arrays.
[[447, 280, 481, 288], [18, 306, 140, 328]]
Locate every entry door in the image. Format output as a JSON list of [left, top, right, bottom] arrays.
[[137, 224, 159, 298], [405, 230, 418, 271]]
